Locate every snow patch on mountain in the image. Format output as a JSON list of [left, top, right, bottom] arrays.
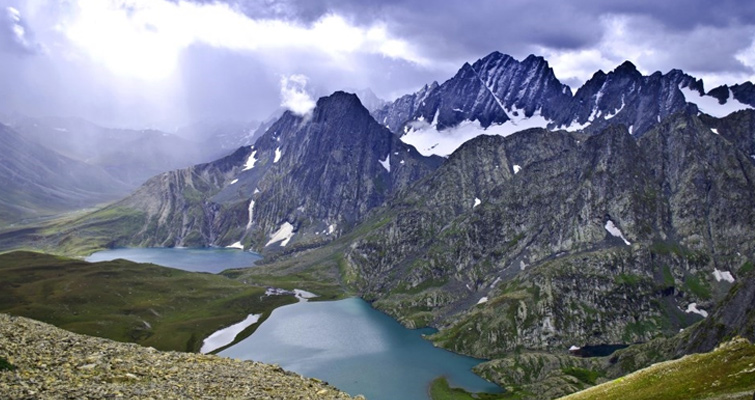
[[225, 241, 244, 250], [200, 313, 261, 353], [685, 303, 708, 318], [246, 200, 255, 229], [274, 147, 281, 163], [266, 222, 295, 247], [713, 269, 735, 283], [379, 155, 390, 172], [605, 220, 631, 245], [242, 149, 257, 171], [604, 97, 625, 120], [680, 86, 752, 118], [401, 110, 550, 157]]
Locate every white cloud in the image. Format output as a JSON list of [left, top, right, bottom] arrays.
[[280, 74, 315, 115], [5, 6, 37, 53], [536, 14, 755, 90], [735, 37, 755, 76], [535, 47, 616, 92], [62, 0, 427, 81]]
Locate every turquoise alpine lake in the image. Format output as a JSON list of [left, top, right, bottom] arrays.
[[86, 247, 261, 273], [86, 248, 500, 399], [219, 297, 501, 400]]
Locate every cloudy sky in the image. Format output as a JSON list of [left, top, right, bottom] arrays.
[[1, 0, 754, 130]]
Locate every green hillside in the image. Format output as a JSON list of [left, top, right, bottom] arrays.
[[0, 251, 295, 352]]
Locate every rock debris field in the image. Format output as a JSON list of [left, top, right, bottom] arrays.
[[0, 313, 358, 399]]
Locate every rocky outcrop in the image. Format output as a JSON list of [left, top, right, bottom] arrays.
[[0, 313, 356, 399]]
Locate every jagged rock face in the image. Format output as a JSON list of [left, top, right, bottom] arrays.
[[473, 53, 572, 120], [701, 109, 755, 159], [341, 111, 755, 357], [639, 113, 755, 259], [552, 62, 700, 136], [709, 82, 755, 106], [731, 81, 755, 105], [374, 52, 571, 132], [72, 92, 442, 250]]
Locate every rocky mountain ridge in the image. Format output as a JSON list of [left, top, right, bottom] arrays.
[[374, 52, 753, 157]]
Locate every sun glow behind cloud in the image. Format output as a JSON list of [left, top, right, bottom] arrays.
[[63, 0, 427, 81]]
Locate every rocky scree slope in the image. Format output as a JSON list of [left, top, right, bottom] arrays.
[[0, 313, 356, 400], [58, 92, 442, 252], [339, 110, 755, 358]]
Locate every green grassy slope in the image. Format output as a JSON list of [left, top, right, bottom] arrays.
[[0, 251, 296, 352], [559, 338, 755, 400]]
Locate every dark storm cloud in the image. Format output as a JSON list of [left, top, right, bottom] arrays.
[[198, 0, 755, 63], [587, 0, 755, 30]]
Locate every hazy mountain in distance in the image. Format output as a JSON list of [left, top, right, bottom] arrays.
[[10, 116, 253, 187], [350, 88, 387, 113], [0, 123, 129, 224]]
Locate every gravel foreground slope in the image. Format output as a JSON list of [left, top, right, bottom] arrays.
[[0, 313, 358, 399]]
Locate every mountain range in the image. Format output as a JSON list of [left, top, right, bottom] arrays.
[[3, 51, 755, 398]]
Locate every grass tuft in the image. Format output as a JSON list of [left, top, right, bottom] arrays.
[[0, 356, 16, 371]]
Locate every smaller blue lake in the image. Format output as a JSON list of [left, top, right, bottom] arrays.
[[86, 247, 261, 273], [219, 298, 501, 400]]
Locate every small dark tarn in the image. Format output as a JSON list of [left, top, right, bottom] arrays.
[[574, 344, 630, 358]]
